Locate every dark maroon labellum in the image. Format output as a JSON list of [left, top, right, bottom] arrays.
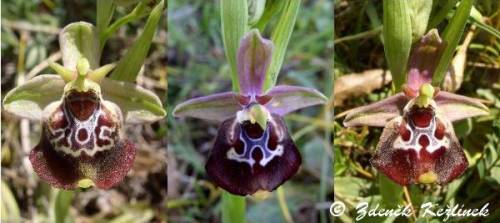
[[206, 114, 301, 195], [371, 104, 468, 185]]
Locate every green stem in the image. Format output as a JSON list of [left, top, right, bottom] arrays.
[[221, 192, 246, 223], [277, 187, 294, 223]]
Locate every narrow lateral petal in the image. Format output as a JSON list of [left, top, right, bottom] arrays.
[[343, 93, 409, 127], [237, 30, 274, 96], [265, 85, 327, 116], [3, 74, 65, 121], [100, 78, 166, 124], [206, 114, 301, 195], [434, 91, 489, 122], [173, 92, 241, 122]]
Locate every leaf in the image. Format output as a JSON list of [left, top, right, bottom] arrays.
[[222, 192, 246, 223], [96, 0, 115, 47], [378, 174, 403, 208], [220, 0, 248, 91], [409, 0, 433, 40], [2, 74, 65, 121], [59, 22, 100, 69], [1, 181, 21, 223], [101, 78, 166, 123], [265, 85, 327, 116], [263, 0, 301, 90], [434, 91, 489, 122], [343, 93, 408, 127], [248, 0, 266, 25], [172, 92, 240, 121], [52, 189, 74, 223], [432, 0, 473, 86], [383, 0, 412, 92], [110, 0, 164, 82]]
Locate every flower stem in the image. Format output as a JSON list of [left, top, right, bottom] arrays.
[[221, 191, 246, 223], [277, 187, 294, 223]]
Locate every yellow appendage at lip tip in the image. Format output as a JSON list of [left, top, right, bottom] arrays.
[[77, 178, 95, 188], [418, 171, 438, 184]]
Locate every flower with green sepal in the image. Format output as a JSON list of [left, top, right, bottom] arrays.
[[343, 30, 489, 185], [2, 22, 166, 189], [173, 30, 327, 195]]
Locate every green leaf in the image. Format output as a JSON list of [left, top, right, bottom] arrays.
[[60, 22, 100, 69], [428, 0, 460, 29], [383, 0, 412, 92], [220, 0, 248, 91], [222, 192, 246, 223], [101, 78, 166, 123], [2, 74, 65, 121], [409, 0, 433, 40], [51, 189, 74, 223], [379, 174, 403, 208], [432, 0, 473, 86], [96, 0, 115, 47], [1, 181, 21, 223], [263, 0, 301, 91], [110, 0, 164, 82], [248, 0, 266, 26]]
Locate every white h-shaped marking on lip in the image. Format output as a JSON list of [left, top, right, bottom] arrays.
[[394, 116, 449, 155], [48, 103, 116, 157], [227, 124, 284, 167]]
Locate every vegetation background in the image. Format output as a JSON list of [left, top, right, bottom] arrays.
[[334, 0, 499, 222], [1, 0, 168, 222], [167, 0, 334, 222]]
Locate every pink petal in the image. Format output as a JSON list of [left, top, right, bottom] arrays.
[[343, 93, 409, 127], [265, 85, 327, 116], [173, 92, 241, 121]]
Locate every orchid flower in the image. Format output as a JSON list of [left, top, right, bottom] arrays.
[[173, 30, 327, 195], [343, 29, 489, 185], [2, 22, 166, 189]]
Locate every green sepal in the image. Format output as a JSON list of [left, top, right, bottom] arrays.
[[2, 74, 65, 121]]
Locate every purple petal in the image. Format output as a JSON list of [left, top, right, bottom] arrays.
[[434, 91, 489, 122], [237, 30, 274, 96], [371, 105, 468, 185], [206, 114, 301, 195], [343, 93, 409, 127], [173, 92, 241, 121], [264, 85, 327, 116], [406, 29, 446, 96]]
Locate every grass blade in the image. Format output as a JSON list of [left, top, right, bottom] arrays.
[[432, 0, 474, 86], [263, 0, 301, 91], [220, 0, 248, 92], [383, 0, 412, 92]]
